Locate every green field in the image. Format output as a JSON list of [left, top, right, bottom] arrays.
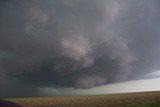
[[5, 91, 160, 107]]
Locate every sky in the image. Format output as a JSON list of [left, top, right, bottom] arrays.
[[39, 78, 160, 96], [0, 0, 160, 98]]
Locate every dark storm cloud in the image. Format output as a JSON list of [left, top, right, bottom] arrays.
[[119, 0, 160, 79], [0, 0, 160, 97]]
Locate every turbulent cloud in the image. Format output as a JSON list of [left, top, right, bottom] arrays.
[[61, 35, 93, 69], [0, 0, 160, 97], [74, 75, 107, 89], [25, 7, 49, 34]]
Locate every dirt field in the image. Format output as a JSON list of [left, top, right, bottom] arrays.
[[5, 91, 160, 107]]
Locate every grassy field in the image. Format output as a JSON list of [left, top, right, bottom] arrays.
[[5, 91, 160, 107]]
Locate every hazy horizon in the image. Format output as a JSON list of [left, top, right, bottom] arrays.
[[39, 78, 160, 97]]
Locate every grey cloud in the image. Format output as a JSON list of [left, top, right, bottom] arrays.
[[0, 0, 160, 97]]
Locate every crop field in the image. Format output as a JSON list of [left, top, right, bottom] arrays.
[[4, 91, 160, 107]]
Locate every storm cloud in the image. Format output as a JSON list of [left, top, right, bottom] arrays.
[[0, 0, 160, 98]]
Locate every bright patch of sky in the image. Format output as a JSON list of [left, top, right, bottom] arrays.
[[39, 78, 160, 96]]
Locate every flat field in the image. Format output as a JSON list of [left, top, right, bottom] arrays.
[[5, 91, 160, 107]]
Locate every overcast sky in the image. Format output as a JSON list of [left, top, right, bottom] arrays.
[[0, 0, 160, 98]]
